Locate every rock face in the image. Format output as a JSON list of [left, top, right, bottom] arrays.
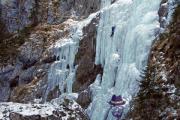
[[0, 0, 101, 103], [127, 5, 180, 120], [158, 0, 169, 28], [0, 0, 101, 68], [70, 16, 103, 108], [0, 22, 70, 102], [73, 16, 103, 92], [0, 0, 101, 33], [76, 89, 91, 109]]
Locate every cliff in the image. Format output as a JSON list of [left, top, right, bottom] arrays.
[[0, 0, 179, 120]]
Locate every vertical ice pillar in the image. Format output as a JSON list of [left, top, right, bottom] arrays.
[[89, 0, 162, 119]]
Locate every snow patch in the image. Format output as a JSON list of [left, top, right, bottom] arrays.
[[0, 102, 55, 119], [160, 71, 168, 81]]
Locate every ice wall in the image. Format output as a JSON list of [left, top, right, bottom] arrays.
[[88, 0, 162, 119]]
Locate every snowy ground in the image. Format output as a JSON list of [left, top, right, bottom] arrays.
[[0, 97, 88, 120], [0, 102, 55, 119]]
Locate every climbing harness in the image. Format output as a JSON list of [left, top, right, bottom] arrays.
[[109, 95, 125, 120], [111, 106, 124, 120]]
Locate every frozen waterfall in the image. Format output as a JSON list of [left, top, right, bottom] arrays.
[[45, 13, 98, 100], [45, 0, 175, 119], [88, 0, 162, 119]]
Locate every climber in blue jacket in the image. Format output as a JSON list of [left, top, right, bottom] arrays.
[[111, 26, 116, 37]]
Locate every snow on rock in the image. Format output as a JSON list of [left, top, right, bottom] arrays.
[[160, 71, 168, 81], [0, 102, 55, 120], [0, 0, 101, 33], [0, 98, 89, 120]]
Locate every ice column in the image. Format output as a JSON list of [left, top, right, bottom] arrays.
[[89, 0, 162, 119]]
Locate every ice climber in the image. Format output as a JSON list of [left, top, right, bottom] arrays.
[[111, 0, 116, 4], [111, 26, 116, 37], [109, 95, 125, 120]]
